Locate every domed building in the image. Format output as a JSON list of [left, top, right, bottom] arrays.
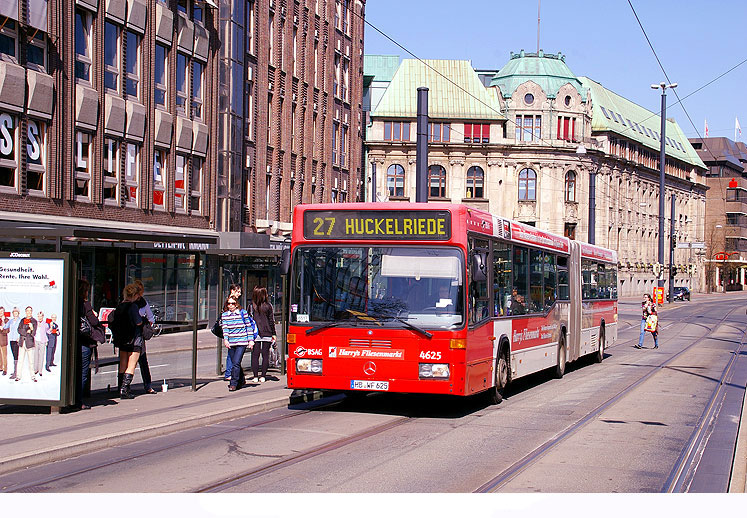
[[365, 50, 708, 296]]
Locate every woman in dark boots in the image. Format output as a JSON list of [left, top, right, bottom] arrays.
[[111, 284, 144, 399]]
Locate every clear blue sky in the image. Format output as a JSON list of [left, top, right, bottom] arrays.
[[364, 0, 747, 141]]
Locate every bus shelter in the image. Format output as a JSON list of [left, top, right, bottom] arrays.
[[0, 220, 217, 408]]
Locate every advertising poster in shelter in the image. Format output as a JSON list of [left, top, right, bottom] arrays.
[[0, 256, 66, 403]]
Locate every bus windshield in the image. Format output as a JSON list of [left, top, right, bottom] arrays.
[[290, 246, 465, 330]]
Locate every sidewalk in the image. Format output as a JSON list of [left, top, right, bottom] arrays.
[[0, 374, 313, 477]]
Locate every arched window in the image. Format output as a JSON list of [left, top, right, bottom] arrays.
[[466, 166, 484, 198], [386, 164, 405, 197], [428, 164, 447, 198], [518, 168, 536, 201], [565, 171, 576, 202]]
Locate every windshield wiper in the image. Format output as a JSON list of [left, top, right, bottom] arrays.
[[305, 321, 341, 335], [378, 316, 432, 339]]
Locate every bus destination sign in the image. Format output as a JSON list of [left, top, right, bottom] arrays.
[[303, 210, 451, 240]]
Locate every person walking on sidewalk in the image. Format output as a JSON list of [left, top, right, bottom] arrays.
[[221, 296, 257, 391], [636, 293, 659, 349], [5, 307, 21, 380], [0, 307, 8, 376], [250, 286, 276, 383], [112, 284, 144, 399], [133, 280, 157, 394], [223, 283, 243, 381]]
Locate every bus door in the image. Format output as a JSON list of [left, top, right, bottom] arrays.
[[568, 241, 582, 362]]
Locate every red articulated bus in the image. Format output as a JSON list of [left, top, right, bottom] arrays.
[[285, 203, 617, 403]]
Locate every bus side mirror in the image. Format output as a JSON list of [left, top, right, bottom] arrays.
[[471, 252, 487, 282], [280, 248, 291, 276]]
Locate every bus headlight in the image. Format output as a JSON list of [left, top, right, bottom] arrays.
[[296, 359, 323, 374], [419, 363, 450, 379]]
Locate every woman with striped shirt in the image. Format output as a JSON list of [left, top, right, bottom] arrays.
[[221, 297, 258, 391]]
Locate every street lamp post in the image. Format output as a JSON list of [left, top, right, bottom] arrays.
[[651, 82, 677, 297]]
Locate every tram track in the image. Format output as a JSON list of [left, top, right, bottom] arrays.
[[474, 304, 747, 493]]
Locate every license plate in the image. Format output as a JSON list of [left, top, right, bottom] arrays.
[[350, 380, 389, 391]]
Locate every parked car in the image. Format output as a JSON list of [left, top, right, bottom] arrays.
[[666, 286, 691, 302]]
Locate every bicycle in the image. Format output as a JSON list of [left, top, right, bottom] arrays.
[[149, 304, 163, 337]]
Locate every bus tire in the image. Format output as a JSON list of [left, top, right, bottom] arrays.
[[595, 326, 605, 363], [485, 346, 509, 405], [555, 335, 566, 379]]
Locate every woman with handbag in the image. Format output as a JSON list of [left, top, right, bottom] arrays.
[[636, 293, 659, 349], [220, 296, 258, 392], [133, 280, 157, 394], [250, 286, 277, 383]]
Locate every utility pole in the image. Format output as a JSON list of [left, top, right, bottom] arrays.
[[651, 82, 677, 295], [415, 87, 429, 203], [669, 192, 676, 303]]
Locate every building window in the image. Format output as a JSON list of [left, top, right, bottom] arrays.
[[26, 120, 46, 192], [334, 55, 340, 97], [564, 223, 576, 240], [153, 149, 167, 209], [557, 116, 576, 141], [428, 123, 450, 142], [332, 122, 338, 165], [245, 78, 254, 140], [340, 125, 348, 167], [103, 138, 120, 202], [565, 171, 576, 202], [175, 154, 187, 211], [176, 52, 189, 114], [0, 113, 18, 188], [516, 115, 540, 141], [190, 157, 203, 213], [269, 13, 274, 65], [428, 164, 447, 198], [387, 164, 405, 197], [125, 31, 140, 98], [194, 1, 203, 23], [383, 121, 410, 141], [75, 131, 92, 199], [75, 9, 93, 82], [343, 0, 350, 34], [192, 60, 203, 119], [246, 1, 255, 54], [466, 166, 484, 199], [104, 22, 120, 91], [342, 59, 349, 101], [27, 31, 47, 70], [154, 44, 168, 107], [518, 168, 536, 201], [125, 142, 140, 205], [0, 18, 17, 59], [464, 123, 489, 143]]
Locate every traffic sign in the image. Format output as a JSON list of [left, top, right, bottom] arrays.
[[691, 242, 706, 249], [676, 243, 690, 249]]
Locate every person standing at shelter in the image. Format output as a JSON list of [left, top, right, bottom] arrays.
[[0, 307, 8, 376], [223, 283, 243, 381], [636, 293, 659, 349], [221, 296, 257, 391], [5, 308, 22, 380], [16, 306, 37, 382], [46, 314, 59, 372], [113, 284, 144, 399], [250, 286, 276, 383], [33, 311, 49, 377], [133, 280, 157, 394], [79, 279, 105, 409]]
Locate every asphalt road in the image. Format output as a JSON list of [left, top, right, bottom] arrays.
[[9, 293, 747, 492]]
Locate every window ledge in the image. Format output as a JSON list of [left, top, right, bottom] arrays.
[[388, 196, 409, 201]]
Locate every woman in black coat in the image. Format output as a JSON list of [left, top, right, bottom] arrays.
[[78, 279, 105, 409], [250, 286, 276, 383]]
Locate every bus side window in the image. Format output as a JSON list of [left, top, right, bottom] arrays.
[[493, 241, 511, 316], [544, 252, 556, 310], [529, 249, 543, 312], [511, 246, 529, 315], [557, 256, 569, 300], [469, 238, 490, 324]]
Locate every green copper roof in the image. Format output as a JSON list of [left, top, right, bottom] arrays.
[[490, 51, 586, 101], [363, 55, 400, 83], [579, 76, 706, 170], [372, 59, 505, 120]]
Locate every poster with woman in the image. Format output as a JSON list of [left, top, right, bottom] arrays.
[[0, 254, 68, 404]]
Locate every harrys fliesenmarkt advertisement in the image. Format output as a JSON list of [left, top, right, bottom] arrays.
[[0, 256, 66, 402]]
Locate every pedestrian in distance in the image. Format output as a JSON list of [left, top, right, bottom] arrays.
[[79, 279, 106, 409], [110, 283, 145, 399], [5, 307, 22, 380], [33, 310, 49, 378], [16, 306, 37, 382], [636, 293, 659, 349], [0, 306, 8, 376], [250, 286, 276, 383], [221, 296, 258, 392], [133, 280, 157, 394], [223, 283, 243, 381]]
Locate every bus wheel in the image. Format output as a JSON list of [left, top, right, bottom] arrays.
[[485, 348, 508, 405], [595, 327, 605, 363], [555, 335, 566, 379]]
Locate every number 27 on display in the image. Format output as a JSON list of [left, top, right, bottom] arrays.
[[312, 217, 335, 236]]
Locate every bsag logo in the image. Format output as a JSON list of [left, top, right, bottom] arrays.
[[294, 346, 308, 357], [295, 346, 323, 357], [9, 253, 30, 258]]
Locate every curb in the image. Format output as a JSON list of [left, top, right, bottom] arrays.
[[0, 393, 293, 477], [729, 389, 747, 492]]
